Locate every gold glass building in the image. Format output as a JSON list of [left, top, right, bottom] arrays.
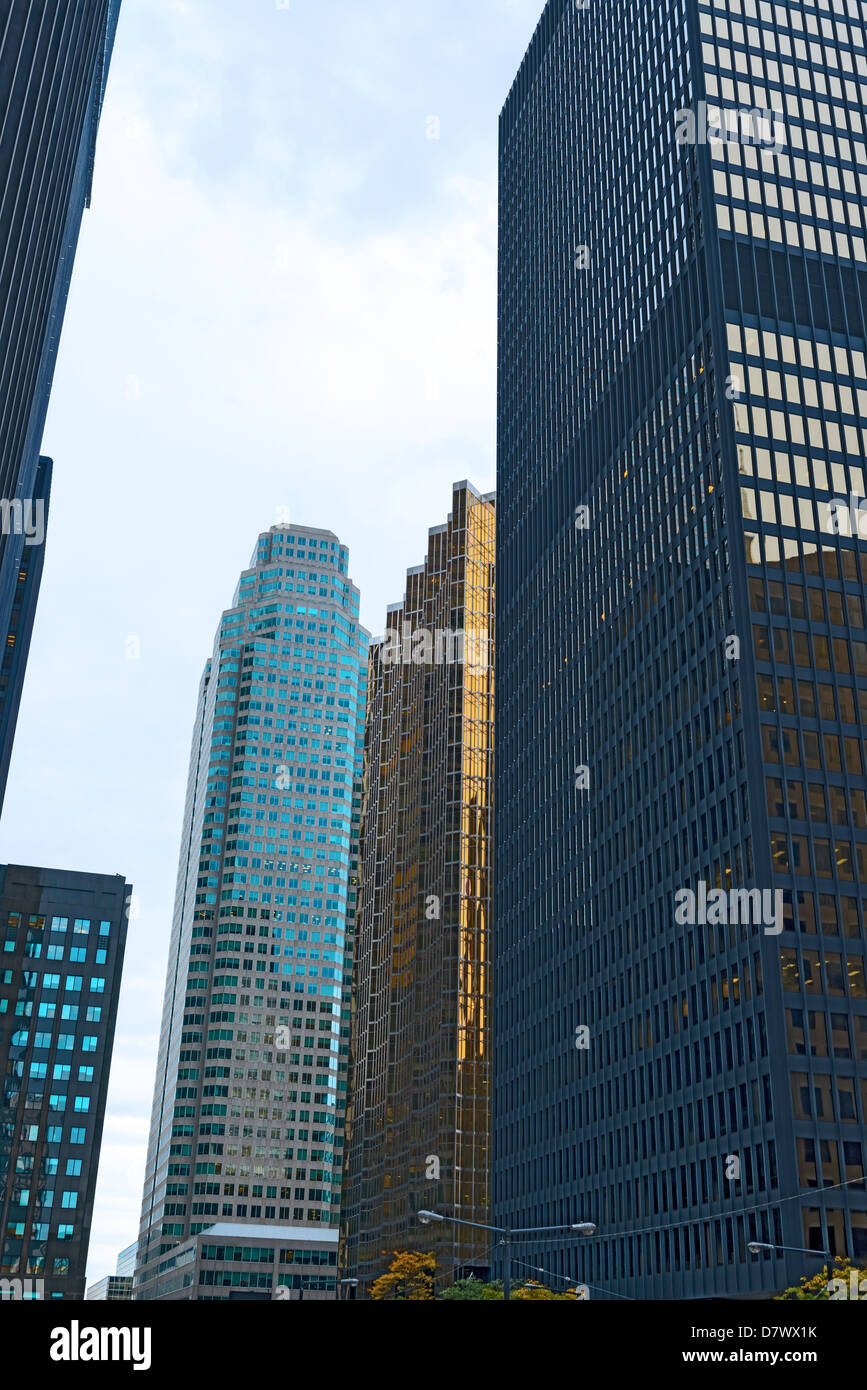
[[341, 481, 495, 1293]]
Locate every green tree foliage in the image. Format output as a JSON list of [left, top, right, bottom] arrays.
[[439, 1277, 576, 1300], [440, 1278, 505, 1300]]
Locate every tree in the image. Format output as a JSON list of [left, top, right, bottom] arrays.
[[440, 1278, 575, 1301], [440, 1278, 505, 1301], [370, 1251, 436, 1301], [776, 1256, 867, 1300], [511, 1283, 576, 1301]]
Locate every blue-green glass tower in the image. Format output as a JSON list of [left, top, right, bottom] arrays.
[[136, 524, 367, 1300]]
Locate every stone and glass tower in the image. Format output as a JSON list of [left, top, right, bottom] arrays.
[[135, 525, 366, 1300], [342, 481, 495, 1293]]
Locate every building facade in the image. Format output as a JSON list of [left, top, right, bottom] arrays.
[[342, 481, 495, 1293], [0, 864, 130, 1300], [135, 525, 366, 1300], [0, 1, 121, 814], [132, 1221, 337, 1302], [86, 1239, 138, 1300], [0, 456, 51, 807], [115, 1238, 136, 1280], [85, 1272, 132, 1301], [495, 0, 867, 1298]]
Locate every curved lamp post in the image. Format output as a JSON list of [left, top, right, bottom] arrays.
[[417, 1210, 596, 1301]]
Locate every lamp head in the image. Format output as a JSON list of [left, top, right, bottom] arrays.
[[418, 1210, 444, 1226]]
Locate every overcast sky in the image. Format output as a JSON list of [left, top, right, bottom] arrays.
[[0, 0, 546, 1284]]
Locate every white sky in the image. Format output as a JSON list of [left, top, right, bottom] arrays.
[[0, 0, 547, 1285]]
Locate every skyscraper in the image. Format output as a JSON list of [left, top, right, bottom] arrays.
[[495, 0, 867, 1298], [0, 0, 121, 812], [0, 456, 51, 803], [115, 1238, 136, 1280], [342, 481, 495, 1293], [0, 864, 130, 1301], [86, 1240, 143, 1301], [135, 524, 367, 1300]]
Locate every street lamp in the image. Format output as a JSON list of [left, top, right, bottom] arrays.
[[748, 1241, 834, 1260], [416, 1211, 597, 1301], [748, 1241, 837, 1291]]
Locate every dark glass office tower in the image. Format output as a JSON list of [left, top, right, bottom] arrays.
[[0, 865, 130, 1301], [0, 456, 51, 809], [0, 0, 121, 813], [342, 482, 495, 1293], [136, 526, 366, 1301], [495, 0, 867, 1299]]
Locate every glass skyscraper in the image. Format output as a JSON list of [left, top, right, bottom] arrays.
[[0, 864, 130, 1301], [495, 0, 867, 1298], [135, 524, 366, 1300], [342, 481, 495, 1294], [0, 0, 121, 813], [87, 1240, 149, 1300], [0, 456, 51, 803]]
